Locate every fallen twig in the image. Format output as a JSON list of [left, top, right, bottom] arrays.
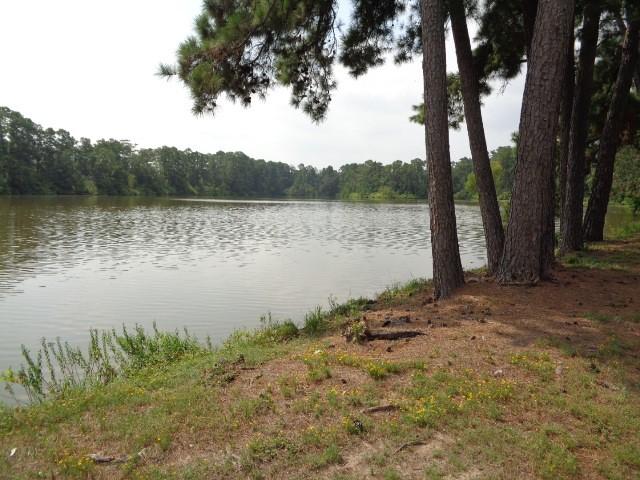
[[394, 440, 427, 455], [362, 404, 399, 414]]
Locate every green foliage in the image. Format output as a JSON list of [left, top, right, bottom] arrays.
[[303, 306, 328, 336], [161, 0, 339, 121], [451, 144, 517, 201], [1, 324, 207, 403], [378, 277, 430, 305], [410, 73, 493, 129], [0, 106, 432, 200], [612, 146, 640, 214]]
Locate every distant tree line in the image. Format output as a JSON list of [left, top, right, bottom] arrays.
[[3, 106, 638, 214], [0, 106, 431, 199]]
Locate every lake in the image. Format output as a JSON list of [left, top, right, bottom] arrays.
[[0, 196, 630, 402]]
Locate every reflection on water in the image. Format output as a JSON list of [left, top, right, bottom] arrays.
[[0, 197, 488, 390]]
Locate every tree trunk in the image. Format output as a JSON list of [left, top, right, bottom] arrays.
[[523, 0, 539, 59], [583, 18, 640, 241], [421, 0, 465, 299], [541, 151, 556, 278], [558, 30, 575, 222], [449, 0, 504, 275], [635, 41, 640, 90], [497, 0, 575, 285], [559, 2, 601, 254]]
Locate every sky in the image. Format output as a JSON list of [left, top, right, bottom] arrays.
[[0, 0, 525, 169]]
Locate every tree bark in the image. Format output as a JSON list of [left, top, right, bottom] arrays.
[[421, 0, 465, 299], [449, 0, 504, 275], [635, 42, 640, 90], [523, 0, 539, 59], [558, 35, 575, 223], [497, 0, 575, 285], [559, 2, 601, 254], [583, 18, 640, 242]]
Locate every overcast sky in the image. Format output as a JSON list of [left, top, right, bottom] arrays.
[[0, 0, 525, 169]]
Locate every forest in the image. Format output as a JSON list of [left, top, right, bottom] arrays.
[[0, 105, 507, 200], [2, 105, 638, 209]]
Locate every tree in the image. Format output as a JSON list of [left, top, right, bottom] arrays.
[[497, 0, 575, 284], [449, 0, 504, 274], [159, 0, 339, 122], [558, 24, 575, 221], [611, 145, 640, 214], [422, 0, 465, 298], [560, 1, 602, 253], [584, 10, 640, 241]]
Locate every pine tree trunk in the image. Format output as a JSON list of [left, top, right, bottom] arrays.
[[497, 0, 575, 285], [541, 155, 556, 278], [523, 0, 539, 59], [449, 0, 504, 275], [635, 42, 640, 90], [558, 31, 575, 222], [421, 0, 465, 299], [559, 2, 601, 254], [583, 18, 640, 242]]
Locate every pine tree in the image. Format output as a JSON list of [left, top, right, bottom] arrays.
[[421, 0, 465, 298], [497, 0, 575, 284], [559, 1, 602, 254], [584, 9, 640, 241]]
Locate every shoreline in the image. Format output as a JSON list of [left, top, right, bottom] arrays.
[[2, 230, 640, 478]]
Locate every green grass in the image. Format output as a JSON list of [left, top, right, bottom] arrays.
[[607, 217, 640, 240], [378, 278, 431, 305], [1, 324, 208, 403]]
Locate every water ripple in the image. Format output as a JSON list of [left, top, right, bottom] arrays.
[[0, 197, 487, 384]]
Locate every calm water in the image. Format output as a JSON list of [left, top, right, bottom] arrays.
[[0, 197, 630, 401], [0, 197, 481, 373]]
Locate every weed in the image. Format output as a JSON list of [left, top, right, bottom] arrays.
[[405, 371, 514, 427], [378, 278, 430, 305], [303, 306, 328, 336], [342, 415, 367, 435], [232, 392, 274, 420], [277, 375, 300, 399], [310, 443, 343, 469], [584, 312, 621, 324], [245, 435, 294, 463], [382, 467, 403, 480], [333, 352, 419, 380], [55, 452, 95, 478], [532, 426, 579, 480], [510, 352, 555, 380], [1, 324, 206, 402]]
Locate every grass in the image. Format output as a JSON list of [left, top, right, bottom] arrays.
[[1, 324, 208, 403], [378, 278, 431, 305], [607, 216, 640, 240]]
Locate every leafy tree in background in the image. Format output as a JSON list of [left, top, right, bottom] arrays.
[[611, 145, 640, 213], [0, 106, 437, 200], [318, 166, 340, 198]]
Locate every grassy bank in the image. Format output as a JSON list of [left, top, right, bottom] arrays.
[[1, 223, 640, 479]]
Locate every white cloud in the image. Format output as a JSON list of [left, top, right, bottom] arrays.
[[0, 0, 524, 168]]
